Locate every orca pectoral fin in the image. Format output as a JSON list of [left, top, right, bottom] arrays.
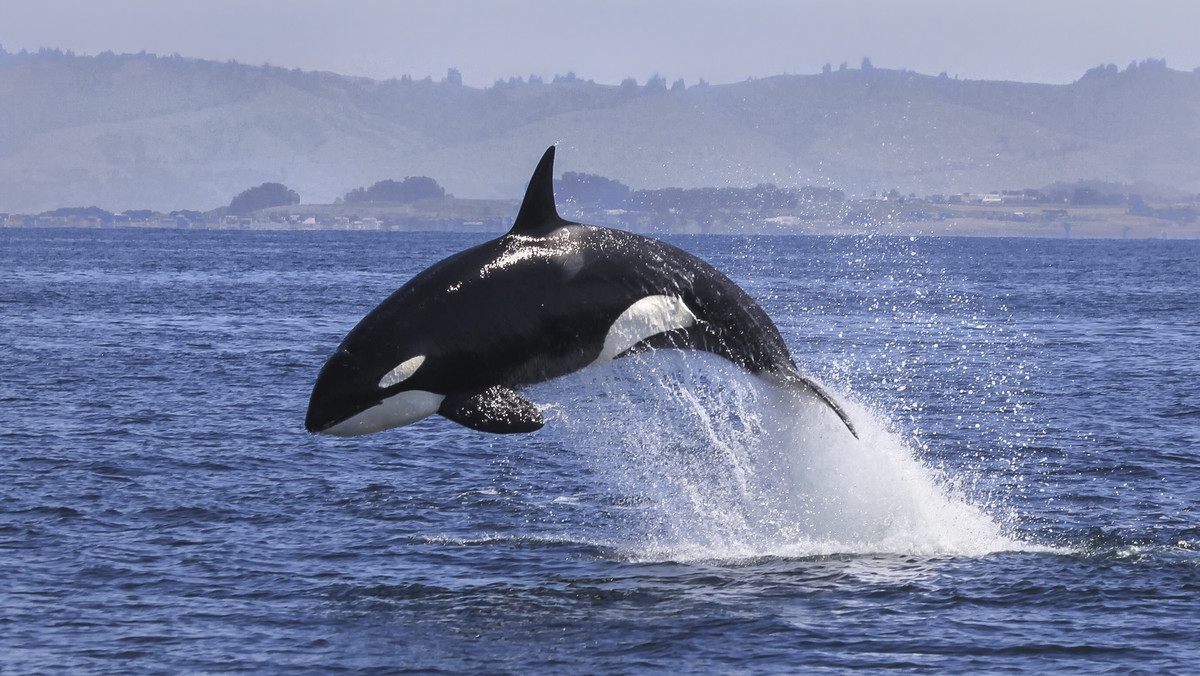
[[438, 386, 546, 434]]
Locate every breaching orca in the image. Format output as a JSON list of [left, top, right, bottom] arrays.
[[305, 146, 857, 438]]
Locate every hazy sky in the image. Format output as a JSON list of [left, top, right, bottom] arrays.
[[4, 0, 1200, 87]]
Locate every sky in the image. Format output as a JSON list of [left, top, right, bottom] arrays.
[[3, 0, 1200, 87]]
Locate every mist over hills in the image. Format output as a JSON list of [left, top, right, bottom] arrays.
[[2, 49, 1198, 214]]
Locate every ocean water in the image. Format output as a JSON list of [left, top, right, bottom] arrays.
[[2, 228, 1198, 674]]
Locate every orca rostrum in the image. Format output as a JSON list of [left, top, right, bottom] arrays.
[[305, 146, 857, 438]]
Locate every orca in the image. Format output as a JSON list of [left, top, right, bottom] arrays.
[[305, 146, 857, 438]]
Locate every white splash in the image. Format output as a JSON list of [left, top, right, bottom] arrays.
[[539, 352, 1025, 562]]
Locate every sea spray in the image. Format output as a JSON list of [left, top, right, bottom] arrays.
[[537, 351, 1020, 561]]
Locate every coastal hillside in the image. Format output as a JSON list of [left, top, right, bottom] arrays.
[[1, 49, 1198, 212]]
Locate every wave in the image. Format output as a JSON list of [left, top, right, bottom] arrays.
[[534, 352, 1034, 562]]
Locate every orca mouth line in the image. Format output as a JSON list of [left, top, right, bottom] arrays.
[[308, 389, 449, 437], [304, 393, 372, 434], [304, 413, 341, 434], [305, 419, 332, 434]]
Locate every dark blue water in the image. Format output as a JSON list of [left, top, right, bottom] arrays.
[[3, 228, 1198, 673]]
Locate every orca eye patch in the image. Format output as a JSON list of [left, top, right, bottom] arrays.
[[378, 355, 426, 388]]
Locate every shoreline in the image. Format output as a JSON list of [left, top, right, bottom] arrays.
[[3, 198, 1197, 240], [3, 218, 1197, 240]]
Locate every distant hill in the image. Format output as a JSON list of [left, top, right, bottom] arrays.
[[1, 49, 1198, 213]]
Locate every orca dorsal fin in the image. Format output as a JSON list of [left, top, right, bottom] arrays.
[[509, 146, 568, 236]]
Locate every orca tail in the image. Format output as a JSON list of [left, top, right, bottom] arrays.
[[765, 370, 859, 439]]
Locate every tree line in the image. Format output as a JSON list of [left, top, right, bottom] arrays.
[[558, 172, 845, 214], [224, 176, 446, 215]]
